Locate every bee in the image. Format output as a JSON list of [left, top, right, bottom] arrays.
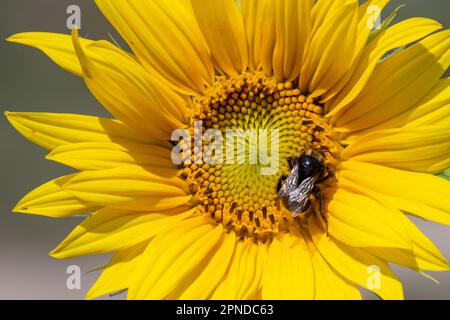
[[277, 150, 332, 223]]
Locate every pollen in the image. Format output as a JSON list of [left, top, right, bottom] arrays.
[[180, 71, 340, 239]]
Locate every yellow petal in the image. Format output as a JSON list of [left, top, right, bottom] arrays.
[[95, 0, 213, 95], [51, 206, 195, 259], [191, 0, 248, 76], [328, 18, 442, 117], [7, 32, 133, 78], [334, 29, 450, 131], [310, 222, 404, 300], [321, 0, 390, 103], [367, 218, 449, 272], [337, 180, 449, 271], [128, 216, 219, 299], [401, 219, 449, 271], [61, 165, 191, 211], [401, 78, 450, 128], [327, 189, 411, 249], [310, 0, 339, 36], [312, 251, 362, 300], [4, 112, 152, 151], [178, 231, 236, 299], [242, 0, 276, 73], [301, 1, 359, 97], [13, 174, 98, 218], [212, 238, 265, 300], [340, 161, 450, 225], [46, 142, 174, 171], [342, 125, 450, 173], [344, 79, 450, 138], [272, 0, 313, 81], [262, 234, 314, 299], [71, 29, 187, 141], [86, 242, 147, 300]]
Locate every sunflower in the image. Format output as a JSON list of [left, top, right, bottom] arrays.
[[5, 0, 450, 300]]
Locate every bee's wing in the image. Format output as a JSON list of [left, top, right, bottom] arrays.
[[278, 166, 299, 197], [291, 176, 316, 201], [285, 167, 299, 186], [289, 176, 316, 215]]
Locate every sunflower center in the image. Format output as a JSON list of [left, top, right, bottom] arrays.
[[181, 71, 339, 239]]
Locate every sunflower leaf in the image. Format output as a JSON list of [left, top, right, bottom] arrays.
[[438, 168, 450, 181], [109, 289, 127, 297], [367, 4, 406, 44], [419, 271, 440, 285], [107, 32, 123, 49], [87, 265, 107, 274], [379, 45, 407, 63]]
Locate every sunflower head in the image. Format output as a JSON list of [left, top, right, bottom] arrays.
[[181, 70, 341, 239], [5, 0, 450, 300]]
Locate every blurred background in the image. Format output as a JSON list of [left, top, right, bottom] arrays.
[[0, 0, 449, 300]]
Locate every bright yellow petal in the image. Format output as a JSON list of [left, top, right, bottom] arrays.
[[334, 29, 450, 132], [242, 0, 276, 73], [46, 142, 174, 171], [321, 0, 390, 103], [61, 165, 191, 211], [86, 242, 147, 300], [301, 0, 359, 98], [310, 221, 404, 300], [191, 0, 248, 76], [7, 32, 133, 78], [336, 180, 449, 271], [128, 216, 220, 299], [342, 125, 450, 173], [178, 231, 236, 299], [4, 112, 153, 151], [403, 216, 450, 271], [402, 78, 450, 128], [71, 29, 186, 141], [51, 206, 195, 259], [95, 0, 213, 95], [272, 0, 313, 81], [212, 238, 266, 300], [310, 0, 338, 36], [312, 250, 362, 300], [400, 78, 450, 128], [367, 218, 449, 272], [327, 189, 411, 249], [328, 18, 442, 116], [262, 233, 314, 299], [339, 161, 450, 225], [13, 174, 98, 218], [344, 78, 450, 136]]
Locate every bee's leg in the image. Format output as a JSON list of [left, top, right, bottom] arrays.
[[275, 197, 281, 211], [316, 170, 334, 184], [301, 201, 313, 220], [316, 176, 329, 184], [295, 201, 312, 229], [313, 187, 328, 234], [276, 179, 282, 193], [276, 175, 288, 193]]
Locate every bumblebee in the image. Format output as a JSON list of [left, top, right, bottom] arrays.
[[277, 150, 332, 223]]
